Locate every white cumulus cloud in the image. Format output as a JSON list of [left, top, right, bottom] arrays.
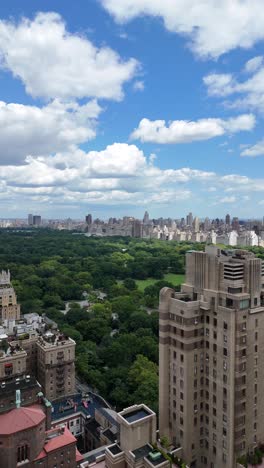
[[130, 115, 255, 144], [0, 12, 138, 101], [0, 99, 102, 165], [100, 0, 264, 58], [241, 140, 264, 157], [204, 57, 264, 112]]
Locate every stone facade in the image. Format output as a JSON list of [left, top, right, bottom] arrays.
[[159, 246, 264, 468]]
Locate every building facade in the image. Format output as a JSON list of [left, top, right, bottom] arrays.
[[0, 270, 21, 322], [159, 246, 264, 468]]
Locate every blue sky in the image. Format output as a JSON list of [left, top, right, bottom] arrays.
[[0, 0, 264, 219]]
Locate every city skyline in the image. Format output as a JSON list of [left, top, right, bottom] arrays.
[[0, 1, 264, 218]]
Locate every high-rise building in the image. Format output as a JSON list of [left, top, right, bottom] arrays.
[[226, 213, 231, 226], [159, 246, 264, 468], [36, 331, 75, 400], [85, 214, 92, 225], [143, 211, 150, 224], [33, 215, 41, 227], [28, 213, 33, 226], [0, 270, 20, 323], [232, 217, 240, 232], [132, 220, 142, 238], [204, 217, 211, 232], [193, 216, 200, 233], [186, 212, 193, 227]]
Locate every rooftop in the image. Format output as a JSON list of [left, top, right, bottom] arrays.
[[44, 426, 76, 452], [51, 392, 108, 423], [0, 375, 40, 396], [132, 444, 152, 461], [107, 444, 122, 456], [146, 451, 168, 466], [37, 332, 75, 349], [119, 405, 153, 424], [0, 405, 45, 435]]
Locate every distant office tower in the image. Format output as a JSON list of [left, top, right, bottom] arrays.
[[33, 215, 41, 226], [225, 213, 231, 226], [28, 213, 33, 226], [186, 212, 193, 226], [159, 246, 264, 468], [85, 214, 92, 225], [204, 217, 211, 231], [0, 270, 20, 323], [132, 220, 142, 238], [232, 217, 240, 232], [193, 216, 200, 233], [143, 211, 150, 224]]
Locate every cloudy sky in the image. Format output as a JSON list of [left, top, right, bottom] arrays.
[[1, 0, 264, 219]]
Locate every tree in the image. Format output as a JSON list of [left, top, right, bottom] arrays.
[[128, 354, 158, 413], [123, 278, 137, 290], [61, 325, 83, 343]]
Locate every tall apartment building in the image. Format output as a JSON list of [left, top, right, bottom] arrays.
[[159, 246, 264, 468], [0, 270, 20, 322], [36, 331, 75, 401]]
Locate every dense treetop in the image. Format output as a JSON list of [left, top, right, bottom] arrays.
[[1, 229, 262, 411]]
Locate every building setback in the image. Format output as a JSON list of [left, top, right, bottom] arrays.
[[159, 246, 264, 468]]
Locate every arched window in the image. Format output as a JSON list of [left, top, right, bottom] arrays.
[[17, 444, 29, 463]]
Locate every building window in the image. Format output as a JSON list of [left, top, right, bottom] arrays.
[[17, 445, 29, 463]]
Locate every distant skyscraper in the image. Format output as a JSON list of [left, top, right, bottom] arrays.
[[204, 217, 211, 231], [33, 215, 41, 227], [28, 214, 33, 226], [225, 214, 231, 226], [132, 220, 142, 238], [186, 212, 193, 226], [193, 216, 200, 233], [232, 216, 240, 231], [85, 214, 92, 225], [143, 211, 150, 224]]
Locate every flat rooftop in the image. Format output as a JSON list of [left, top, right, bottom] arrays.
[[107, 444, 122, 456], [122, 408, 150, 423], [132, 444, 152, 461], [146, 452, 167, 466]]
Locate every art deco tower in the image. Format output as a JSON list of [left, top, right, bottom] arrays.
[[159, 246, 264, 468]]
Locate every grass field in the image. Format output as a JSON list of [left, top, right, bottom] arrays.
[[135, 273, 185, 291]]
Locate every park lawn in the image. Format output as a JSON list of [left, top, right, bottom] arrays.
[[135, 273, 185, 291]]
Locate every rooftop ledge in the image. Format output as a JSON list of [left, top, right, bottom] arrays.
[[118, 404, 155, 426]]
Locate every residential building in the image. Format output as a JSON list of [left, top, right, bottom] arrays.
[[0, 270, 21, 323], [159, 246, 264, 468], [36, 331, 75, 401], [104, 404, 172, 468]]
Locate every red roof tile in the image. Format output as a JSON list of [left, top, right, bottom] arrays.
[[0, 405, 45, 435], [44, 427, 76, 453], [76, 449, 84, 462]]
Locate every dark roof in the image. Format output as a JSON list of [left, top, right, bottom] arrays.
[[0, 376, 40, 396], [84, 448, 106, 463], [98, 407, 119, 428], [102, 428, 117, 443], [132, 444, 152, 461], [85, 419, 101, 440], [108, 444, 122, 455], [52, 392, 102, 421], [123, 408, 150, 423]]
